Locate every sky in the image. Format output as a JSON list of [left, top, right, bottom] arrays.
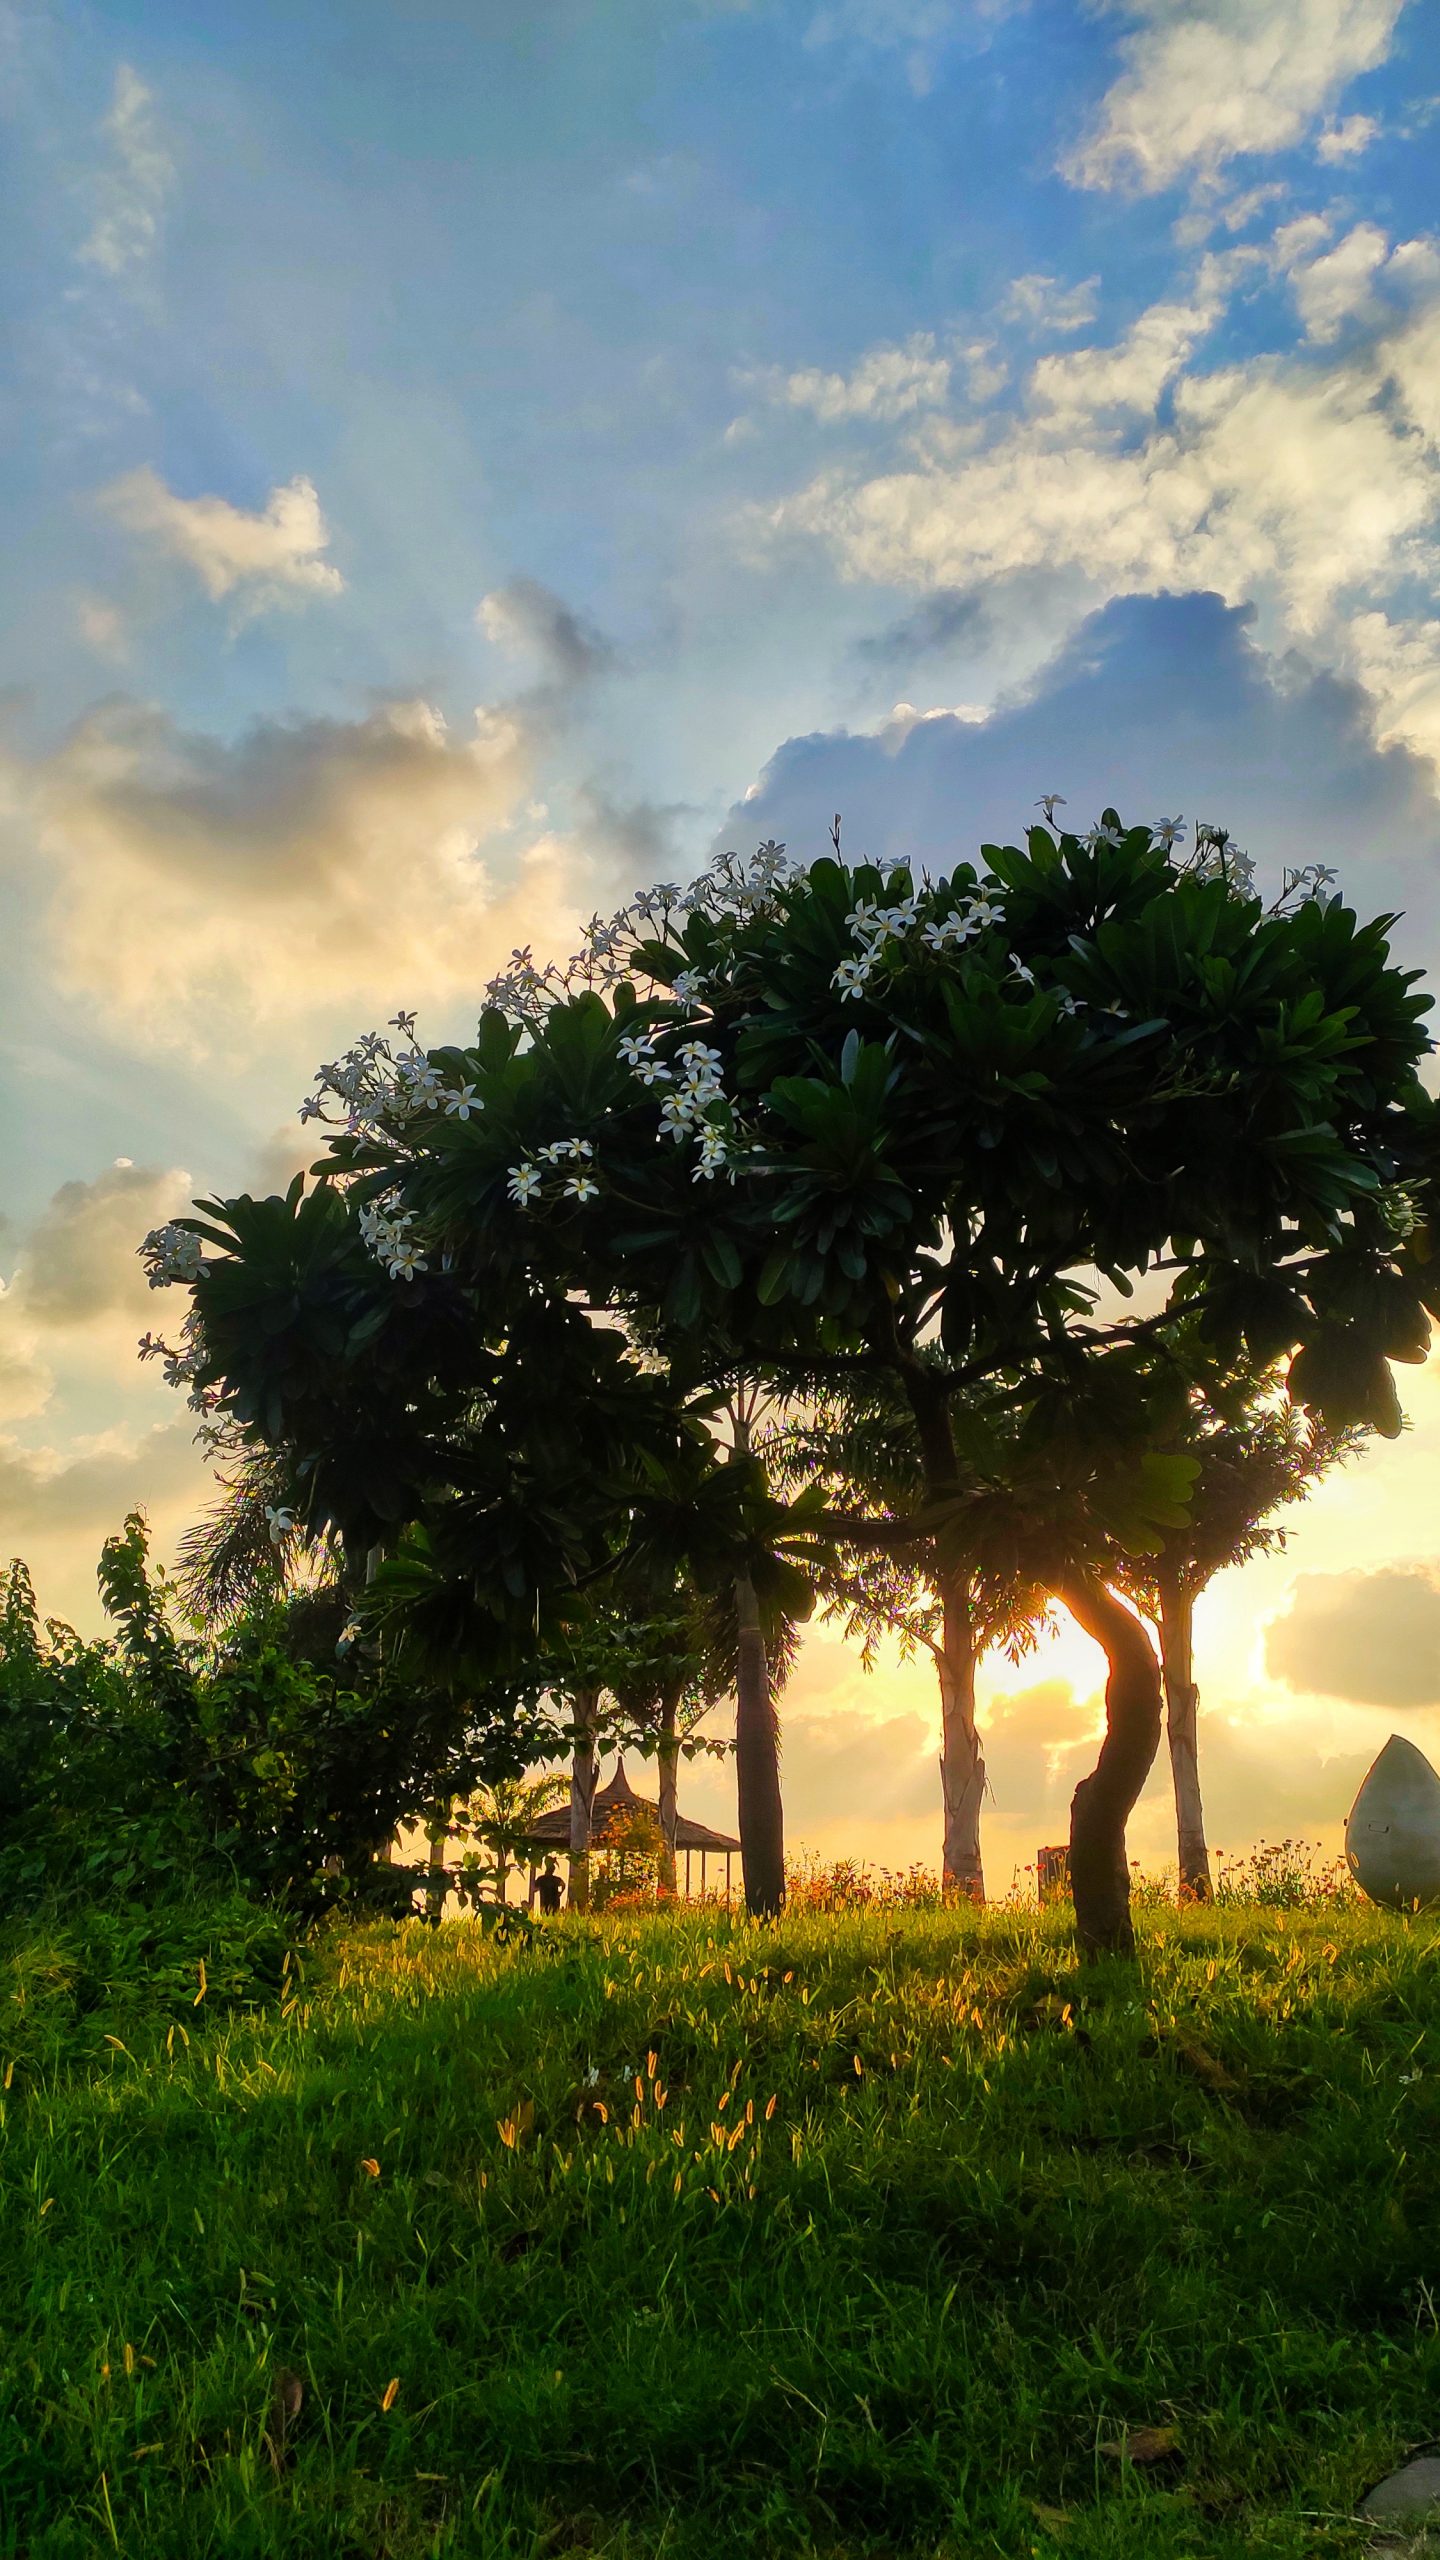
[[4, 0, 1440, 1888]]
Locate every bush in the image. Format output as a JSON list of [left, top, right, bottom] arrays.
[[0, 1518, 526, 1919]]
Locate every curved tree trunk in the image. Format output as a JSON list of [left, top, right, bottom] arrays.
[[936, 1574, 985, 1900], [656, 1686, 680, 1896], [568, 1687, 600, 1914], [735, 1568, 785, 1916], [1057, 1573, 1163, 1958], [1158, 1575, 1213, 1901]]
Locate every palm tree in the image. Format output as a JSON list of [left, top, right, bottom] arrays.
[[1110, 1376, 1358, 1898], [766, 1378, 1048, 1901]]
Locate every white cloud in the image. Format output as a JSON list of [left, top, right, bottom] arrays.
[[0, 694, 586, 1044], [100, 468, 345, 611], [1290, 220, 1393, 339], [761, 230, 1440, 770], [770, 334, 952, 426], [1027, 267, 1235, 425], [0, 1419, 210, 1633], [1063, 0, 1407, 196], [1003, 273, 1101, 333], [1266, 1565, 1440, 1706], [77, 63, 173, 277], [1316, 111, 1381, 161], [0, 1162, 195, 1423]]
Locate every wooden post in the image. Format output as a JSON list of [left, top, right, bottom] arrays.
[[701, 1849, 707, 1899], [685, 1845, 692, 1899], [1038, 1845, 1071, 1904], [527, 1861, 538, 1912], [725, 1852, 732, 1906]]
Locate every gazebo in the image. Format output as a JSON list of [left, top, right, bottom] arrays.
[[520, 1758, 741, 1904]]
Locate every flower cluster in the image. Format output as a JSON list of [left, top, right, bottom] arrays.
[[139, 1223, 204, 1289], [1190, 825, 1258, 896], [507, 1137, 600, 1209], [478, 843, 800, 1027], [301, 1014, 482, 1142], [137, 1309, 219, 1414], [654, 1040, 733, 1180], [1276, 860, 1340, 911], [357, 1192, 428, 1281], [831, 878, 1002, 999]]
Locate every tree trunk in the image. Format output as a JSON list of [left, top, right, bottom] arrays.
[[936, 1574, 985, 1900], [426, 1803, 450, 1921], [568, 1687, 600, 1913], [1057, 1574, 1164, 1958], [656, 1686, 680, 1896], [734, 1568, 785, 1916], [1158, 1575, 1213, 1902]]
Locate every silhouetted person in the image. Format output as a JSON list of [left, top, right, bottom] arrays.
[[535, 1857, 563, 1916]]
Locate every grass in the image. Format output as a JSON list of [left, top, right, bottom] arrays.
[[3, 1894, 1439, 2559]]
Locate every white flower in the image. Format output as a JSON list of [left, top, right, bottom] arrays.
[[384, 1236, 428, 1280], [1036, 794, 1066, 825], [955, 897, 999, 940], [538, 1142, 567, 1165], [507, 1163, 543, 1205], [444, 1082, 481, 1120], [139, 1224, 204, 1289], [670, 970, 702, 1005], [298, 1095, 325, 1124], [832, 957, 873, 1000], [1152, 815, 1186, 849], [1057, 989, 1083, 1017], [1009, 954, 1035, 987], [845, 900, 881, 941], [659, 1094, 702, 1139], [565, 1174, 600, 1201], [1086, 821, 1125, 852], [390, 1009, 419, 1038], [633, 1054, 672, 1086], [617, 1033, 656, 1068], [677, 1040, 722, 1075], [265, 1505, 295, 1546]]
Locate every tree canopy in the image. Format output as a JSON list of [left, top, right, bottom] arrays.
[[142, 811, 1440, 1949]]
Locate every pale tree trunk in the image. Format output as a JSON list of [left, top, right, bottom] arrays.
[[735, 1569, 785, 1917], [1058, 1574, 1164, 1958], [1158, 1574, 1213, 1902], [656, 1686, 680, 1895], [568, 1687, 600, 1913], [936, 1575, 985, 1900], [426, 1802, 450, 1920]]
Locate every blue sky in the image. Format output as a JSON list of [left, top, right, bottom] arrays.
[[3, 0, 1440, 1876]]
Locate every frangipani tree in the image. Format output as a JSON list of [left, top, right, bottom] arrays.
[[146, 813, 1437, 1951]]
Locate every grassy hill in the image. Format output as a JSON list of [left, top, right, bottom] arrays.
[[2, 1894, 1436, 2558]]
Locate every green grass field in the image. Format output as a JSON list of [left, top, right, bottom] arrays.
[[3, 1894, 1438, 2558]]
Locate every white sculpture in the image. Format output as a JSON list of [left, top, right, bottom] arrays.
[[1346, 1735, 1440, 1912]]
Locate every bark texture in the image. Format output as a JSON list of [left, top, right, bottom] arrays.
[[1158, 1576, 1213, 1901], [1058, 1574, 1164, 1957], [734, 1568, 785, 1916], [936, 1577, 985, 1900], [568, 1687, 600, 1914]]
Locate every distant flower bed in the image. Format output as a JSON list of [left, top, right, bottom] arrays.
[[780, 1842, 1360, 1914]]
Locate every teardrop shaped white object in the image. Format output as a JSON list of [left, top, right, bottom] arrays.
[[1346, 1735, 1440, 1912]]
